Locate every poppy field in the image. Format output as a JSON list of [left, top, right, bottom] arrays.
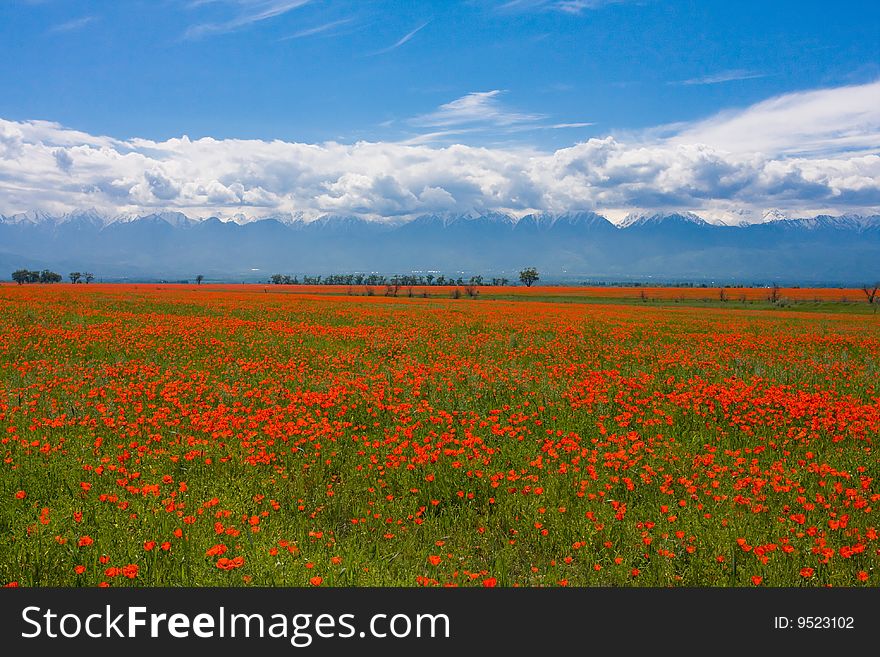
[[0, 284, 878, 587]]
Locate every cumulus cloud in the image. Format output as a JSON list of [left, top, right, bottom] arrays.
[[0, 122, 25, 160], [53, 148, 73, 172], [0, 82, 877, 221]]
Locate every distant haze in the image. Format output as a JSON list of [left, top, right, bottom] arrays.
[[2, 209, 878, 285]]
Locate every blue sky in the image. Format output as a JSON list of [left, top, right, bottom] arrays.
[[0, 0, 878, 221], [3, 0, 877, 144]]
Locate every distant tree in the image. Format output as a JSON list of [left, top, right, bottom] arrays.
[[195, 274, 204, 285], [69, 272, 82, 284], [425, 274, 434, 286], [519, 267, 539, 287], [39, 270, 62, 283], [718, 288, 728, 302], [27, 270, 40, 283], [767, 282, 781, 303], [12, 269, 29, 285], [862, 283, 879, 304], [84, 272, 95, 284], [464, 284, 479, 298]]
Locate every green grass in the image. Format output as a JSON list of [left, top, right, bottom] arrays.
[[0, 285, 877, 587]]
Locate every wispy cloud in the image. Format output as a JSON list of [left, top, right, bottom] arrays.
[[406, 91, 593, 141], [280, 17, 354, 40], [412, 90, 545, 130], [47, 16, 97, 34], [542, 82, 575, 93], [554, 0, 616, 12], [184, 0, 311, 40], [397, 128, 483, 146], [499, 0, 624, 14], [369, 20, 430, 55], [669, 80, 880, 156], [674, 69, 767, 86]]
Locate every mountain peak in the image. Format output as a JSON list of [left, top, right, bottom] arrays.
[[255, 211, 306, 226], [408, 211, 515, 228], [516, 211, 612, 231], [153, 211, 196, 228], [2, 209, 56, 225], [761, 208, 789, 223], [55, 207, 111, 228], [781, 214, 880, 232], [619, 211, 708, 228], [1, 207, 878, 283]]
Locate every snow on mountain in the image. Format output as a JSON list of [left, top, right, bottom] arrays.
[[4, 208, 878, 232], [619, 211, 709, 228], [257, 211, 308, 226], [2, 208, 878, 283], [151, 211, 197, 228], [761, 208, 789, 223], [782, 214, 880, 232], [2, 209, 57, 225], [55, 208, 112, 228]]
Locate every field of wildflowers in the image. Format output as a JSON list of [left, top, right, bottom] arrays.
[[1, 284, 877, 587]]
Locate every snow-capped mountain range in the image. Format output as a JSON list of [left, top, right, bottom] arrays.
[[1, 209, 878, 283]]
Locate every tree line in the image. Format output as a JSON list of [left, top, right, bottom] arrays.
[[268, 268, 541, 287], [268, 273, 513, 286], [11, 270, 95, 284]]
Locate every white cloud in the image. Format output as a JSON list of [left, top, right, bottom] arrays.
[[407, 91, 590, 138], [412, 90, 545, 130], [550, 122, 595, 129], [184, 0, 311, 39], [669, 80, 880, 157], [280, 17, 354, 40], [47, 16, 97, 34], [498, 0, 626, 14], [53, 148, 73, 172], [674, 69, 767, 86], [369, 20, 431, 55], [554, 0, 618, 12], [0, 82, 877, 221]]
